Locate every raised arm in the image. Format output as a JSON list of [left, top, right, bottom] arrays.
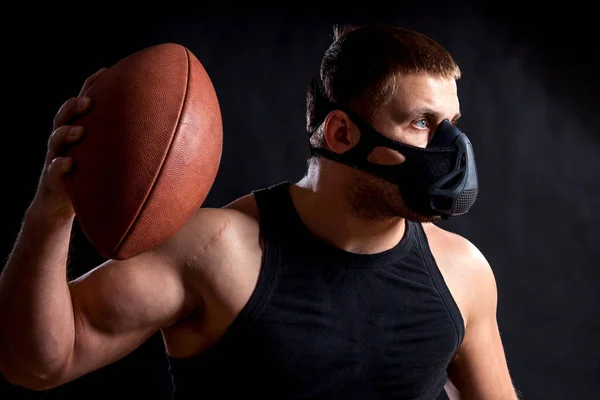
[[0, 70, 196, 390], [0, 208, 193, 390]]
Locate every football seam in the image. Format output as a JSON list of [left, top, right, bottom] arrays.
[[113, 45, 191, 257]]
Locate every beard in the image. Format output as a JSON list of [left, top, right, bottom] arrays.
[[344, 169, 440, 223]]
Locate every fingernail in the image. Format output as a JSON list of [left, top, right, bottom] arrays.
[[69, 126, 83, 138], [77, 97, 90, 111]]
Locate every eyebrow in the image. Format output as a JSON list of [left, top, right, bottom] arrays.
[[396, 106, 461, 123]]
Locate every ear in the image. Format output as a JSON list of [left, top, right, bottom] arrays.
[[323, 110, 360, 154]]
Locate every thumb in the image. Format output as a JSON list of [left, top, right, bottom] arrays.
[[46, 157, 74, 185]]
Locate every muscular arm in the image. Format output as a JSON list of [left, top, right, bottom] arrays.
[[445, 242, 519, 400], [0, 203, 214, 390], [0, 207, 77, 385]]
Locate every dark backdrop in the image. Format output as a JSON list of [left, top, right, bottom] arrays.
[[1, 4, 598, 399]]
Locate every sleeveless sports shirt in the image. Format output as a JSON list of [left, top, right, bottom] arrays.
[[168, 182, 465, 399]]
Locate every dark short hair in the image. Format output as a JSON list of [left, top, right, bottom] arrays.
[[306, 24, 461, 135]]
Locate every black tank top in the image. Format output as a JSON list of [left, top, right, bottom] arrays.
[[167, 182, 465, 399]]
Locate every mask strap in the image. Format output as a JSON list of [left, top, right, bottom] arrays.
[[309, 108, 377, 165]]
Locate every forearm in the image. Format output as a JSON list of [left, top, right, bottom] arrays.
[[0, 201, 76, 382]]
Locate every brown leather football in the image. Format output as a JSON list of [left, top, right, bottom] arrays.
[[67, 43, 222, 260]]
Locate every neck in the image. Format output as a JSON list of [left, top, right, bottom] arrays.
[[292, 163, 406, 255]]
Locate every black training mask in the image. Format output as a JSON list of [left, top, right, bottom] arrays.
[[309, 109, 478, 219]]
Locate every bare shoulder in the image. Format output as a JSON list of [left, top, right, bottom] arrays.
[[421, 223, 489, 268], [157, 193, 261, 267], [421, 223, 498, 326]]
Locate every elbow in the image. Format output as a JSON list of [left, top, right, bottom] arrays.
[[0, 332, 74, 391], [0, 359, 65, 391], [2, 369, 64, 391], [1, 371, 49, 392]]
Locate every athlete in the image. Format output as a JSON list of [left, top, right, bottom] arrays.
[[0, 24, 518, 399]]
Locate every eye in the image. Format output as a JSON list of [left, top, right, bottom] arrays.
[[413, 119, 429, 129]]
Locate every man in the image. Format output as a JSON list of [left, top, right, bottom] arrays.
[[0, 25, 518, 399]]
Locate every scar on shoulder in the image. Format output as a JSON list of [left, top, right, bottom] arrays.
[[201, 218, 232, 253]]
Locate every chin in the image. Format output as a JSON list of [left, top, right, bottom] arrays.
[[346, 172, 441, 223]]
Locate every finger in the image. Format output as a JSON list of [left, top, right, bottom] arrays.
[[47, 156, 74, 180], [46, 126, 84, 165], [53, 97, 91, 130], [79, 67, 107, 97]]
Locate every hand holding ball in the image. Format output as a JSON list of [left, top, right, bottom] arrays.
[[67, 43, 222, 259]]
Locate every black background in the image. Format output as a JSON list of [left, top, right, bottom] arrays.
[[1, 3, 599, 399]]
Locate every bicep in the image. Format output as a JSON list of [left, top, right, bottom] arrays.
[[447, 253, 517, 399], [57, 249, 190, 385]]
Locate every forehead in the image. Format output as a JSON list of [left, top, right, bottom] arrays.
[[384, 72, 460, 120]]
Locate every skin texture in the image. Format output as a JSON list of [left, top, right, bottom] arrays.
[[0, 71, 518, 399]]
